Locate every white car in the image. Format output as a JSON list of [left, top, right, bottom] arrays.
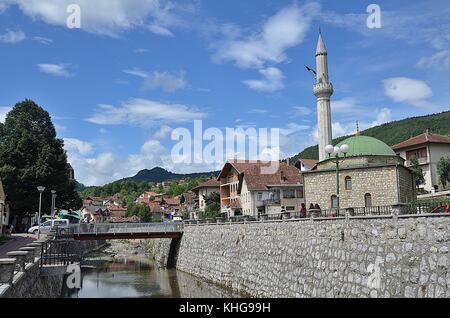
[[28, 219, 70, 234]]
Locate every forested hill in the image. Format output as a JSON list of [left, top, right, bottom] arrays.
[[123, 167, 219, 183], [290, 110, 450, 162]]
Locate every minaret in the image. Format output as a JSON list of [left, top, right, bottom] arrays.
[[314, 31, 334, 161]]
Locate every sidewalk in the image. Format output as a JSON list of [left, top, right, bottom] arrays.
[[0, 234, 36, 258]]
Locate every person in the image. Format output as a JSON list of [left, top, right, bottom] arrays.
[[314, 204, 322, 216], [300, 203, 307, 218], [309, 203, 315, 210]]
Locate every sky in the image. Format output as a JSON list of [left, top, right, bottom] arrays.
[[0, 0, 449, 186]]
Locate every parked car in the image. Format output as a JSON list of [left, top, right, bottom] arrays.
[[28, 219, 70, 234], [430, 204, 450, 214]]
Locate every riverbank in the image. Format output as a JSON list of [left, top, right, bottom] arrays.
[[68, 240, 241, 298]]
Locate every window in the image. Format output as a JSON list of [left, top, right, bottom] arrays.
[[283, 189, 295, 199], [296, 187, 304, 199], [345, 176, 352, 190], [286, 206, 295, 211], [331, 195, 338, 209], [257, 192, 263, 201], [365, 193, 372, 207]]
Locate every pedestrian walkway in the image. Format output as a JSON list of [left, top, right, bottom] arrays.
[[0, 234, 36, 258]]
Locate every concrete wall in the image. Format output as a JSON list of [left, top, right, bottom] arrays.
[[154, 216, 450, 298]]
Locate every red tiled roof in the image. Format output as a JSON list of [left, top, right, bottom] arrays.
[[297, 159, 319, 168], [192, 178, 220, 191], [393, 132, 450, 150], [219, 160, 303, 191], [165, 197, 180, 206]]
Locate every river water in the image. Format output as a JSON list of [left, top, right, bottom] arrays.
[[62, 243, 241, 298]]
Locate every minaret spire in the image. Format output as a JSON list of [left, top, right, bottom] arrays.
[[314, 30, 334, 161]]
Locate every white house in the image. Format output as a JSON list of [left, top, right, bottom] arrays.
[[218, 160, 304, 217], [393, 130, 450, 192]]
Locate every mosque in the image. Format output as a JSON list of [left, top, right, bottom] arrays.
[[302, 32, 417, 211]]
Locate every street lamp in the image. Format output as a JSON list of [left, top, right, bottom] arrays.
[[325, 144, 350, 211], [51, 190, 57, 218], [37, 186, 45, 239]]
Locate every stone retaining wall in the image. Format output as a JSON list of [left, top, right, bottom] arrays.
[[154, 215, 450, 298], [0, 236, 106, 298]]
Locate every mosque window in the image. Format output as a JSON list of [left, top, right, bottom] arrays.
[[345, 176, 352, 190], [365, 193, 372, 207]]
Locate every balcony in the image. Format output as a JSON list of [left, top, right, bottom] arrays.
[[406, 157, 428, 167]]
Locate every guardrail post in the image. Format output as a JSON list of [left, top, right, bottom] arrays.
[[0, 258, 16, 284], [6, 251, 29, 272]]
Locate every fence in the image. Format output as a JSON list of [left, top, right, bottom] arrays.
[[185, 201, 450, 226], [40, 239, 80, 267]]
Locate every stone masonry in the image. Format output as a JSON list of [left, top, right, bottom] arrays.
[[154, 216, 450, 298]]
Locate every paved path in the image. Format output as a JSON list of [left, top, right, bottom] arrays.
[[0, 234, 36, 258]]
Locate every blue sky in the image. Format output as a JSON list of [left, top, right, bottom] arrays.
[[0, 0, 449, 185]]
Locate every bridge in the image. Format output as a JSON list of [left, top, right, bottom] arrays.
[[58, 222, 184, 240]]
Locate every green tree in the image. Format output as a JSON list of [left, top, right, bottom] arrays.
[[202, 192, 221, 219], [437, 157, 450, 189], [410, 157, 425, 189], [0, 100, 82, 221]]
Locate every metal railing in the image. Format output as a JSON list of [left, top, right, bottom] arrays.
[[58, 222, 183, 237], [185, 201, 450, 226], [40, 239, 80, 267]]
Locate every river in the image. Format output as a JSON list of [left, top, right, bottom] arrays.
[[62, 241, 241, 298]]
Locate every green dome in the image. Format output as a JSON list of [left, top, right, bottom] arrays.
[[336, 135, 396, 157]]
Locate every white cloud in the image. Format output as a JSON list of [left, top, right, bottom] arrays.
[[280, 123, 310, 136], [371, 108, 392, 126], [332, 98, 366, 114], [247, 109, 269, 114], [293, 106, 312, 116], [124, 68, 187, 92], [0, 106, 12, 122], [417, 49, 450, 70], [149, 24, 173, 37], [123, 67, 149, 78], [86, 98, 206, 127], [38, 63, 74, 77], [382, 77, 434, 107], [64, 138, 93, 156], [212, 3, 318, 69], [0, 29, 25, 43], [1, 0, 192, 37], [152, 125, 173, 140], [33, 36, 53, 45], [144, 71, 187, 92], [242, 67, 284, 92]]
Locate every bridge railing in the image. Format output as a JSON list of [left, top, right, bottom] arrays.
[[61, 222, 183, 236]]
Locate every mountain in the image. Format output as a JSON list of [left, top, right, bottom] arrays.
[[123, 167, 219, 183], [290, 110, 450, 162]]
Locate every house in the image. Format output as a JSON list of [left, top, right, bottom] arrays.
[[393, 129, 450, 192], [0, 180, 12, 235], [294, 159, 319, 172], [303, 134, 416, 211], [109, 206, 128, 218], [180, 192, 198, 213], [191, 178, 220, 213], [81, 206, 110, 223], [218, 160, 304, 217], [135, 191, 159, 204]]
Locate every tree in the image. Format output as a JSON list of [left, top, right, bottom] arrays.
[[202, 192, 221, 219], [0, 100, 82, 221], [126, 203, 152, 222], [437, 157, 450, 189], [410, 157, 425, 189]]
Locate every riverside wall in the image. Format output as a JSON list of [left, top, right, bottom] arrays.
[[154, 215, 450, 298]]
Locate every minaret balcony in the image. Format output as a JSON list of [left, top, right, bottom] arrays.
[[313, 82, 334, 98]]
